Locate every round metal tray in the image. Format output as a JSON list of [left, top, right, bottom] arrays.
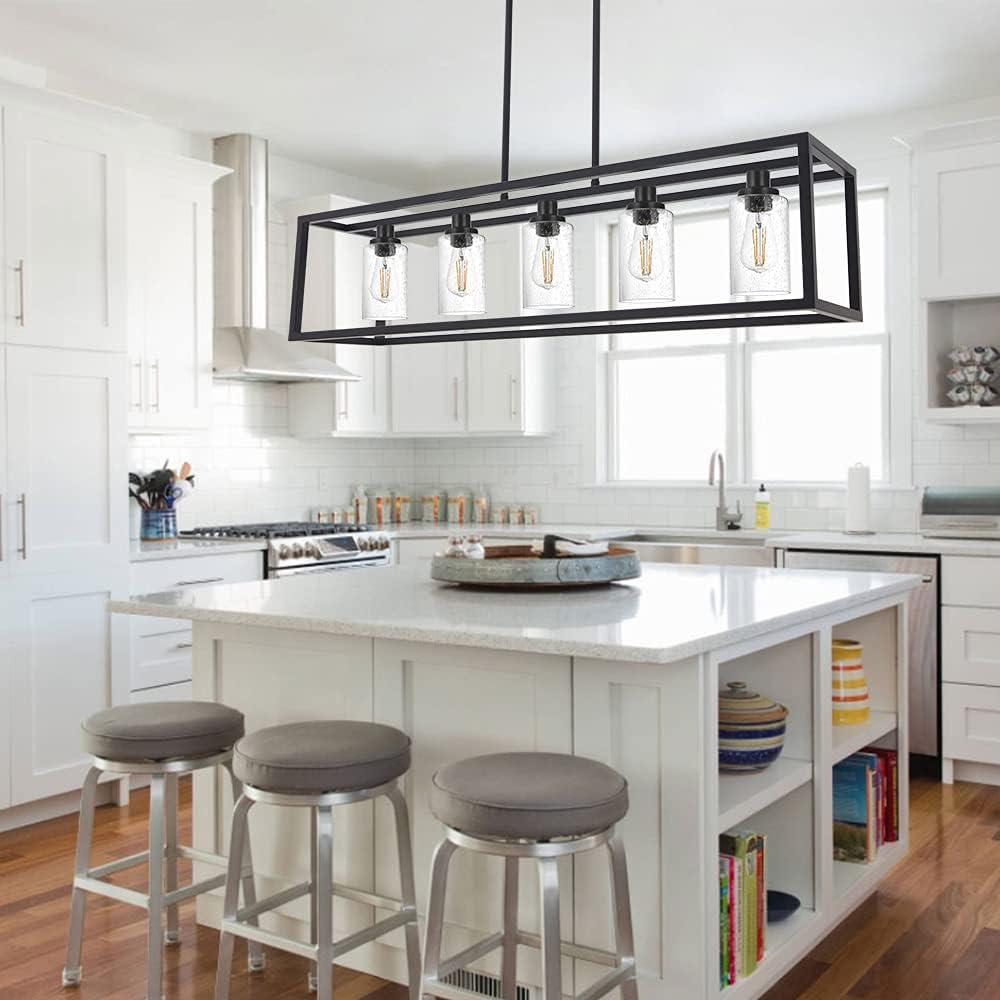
[[430, 544, 641, 589]]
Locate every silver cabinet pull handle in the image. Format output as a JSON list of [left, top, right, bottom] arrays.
[[338, 381, 349, 419], [452, 376, 459, 421], [174, 576, 224, 587], [174, 640, 194, 650], [17, 493, 26, 559], [14, 259, 25, 326], [150, 359, 161, 412], [921, 575, 934, 584], [131, 358, 144, 411], [509, 375, 518, 420]]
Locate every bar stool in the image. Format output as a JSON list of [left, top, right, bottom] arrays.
[[63, 701, 263, 1000], [214, 720, 421, 1000], [423, 752, 639, 1000]]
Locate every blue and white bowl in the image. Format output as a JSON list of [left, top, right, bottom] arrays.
[[718, 681, 789, 773]]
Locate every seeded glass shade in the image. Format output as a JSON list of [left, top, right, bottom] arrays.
[[362, 242, 408, 320], [521, 220, 574, 309], [438, 232, 486, 316], [618, 209, 675, 303], [729, 192, 790, 295]]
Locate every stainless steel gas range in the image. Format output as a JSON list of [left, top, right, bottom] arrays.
[[180, 522, 392, 578]]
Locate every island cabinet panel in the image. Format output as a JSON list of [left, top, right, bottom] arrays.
[[573, 656, 711, 1000], [372, 639, 574, 991], [192, 626, 376, 944]]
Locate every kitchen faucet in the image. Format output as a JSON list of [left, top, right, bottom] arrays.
[[709, 450, 743, 531]]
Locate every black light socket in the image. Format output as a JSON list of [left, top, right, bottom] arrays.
[[739, 168, 779, 214], [627, 183, 666, 227], [445, 211, 478, 249], [371, 223, 401, 257], [531, 199, 565, 238]]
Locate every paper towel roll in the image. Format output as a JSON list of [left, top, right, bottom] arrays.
[[845, 463, 872, 534]]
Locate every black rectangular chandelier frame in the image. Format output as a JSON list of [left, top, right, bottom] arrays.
[[289, 2, 861, 346]]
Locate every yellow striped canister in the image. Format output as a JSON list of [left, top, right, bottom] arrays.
[[832, 638, 870, 726]]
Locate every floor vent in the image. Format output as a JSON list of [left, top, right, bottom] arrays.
[[442, 967, 532, 1000]]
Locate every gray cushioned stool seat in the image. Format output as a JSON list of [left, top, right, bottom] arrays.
[[233, 721, 411, 794], [81, 701, 245, 761], [431, 752, 628, 840]]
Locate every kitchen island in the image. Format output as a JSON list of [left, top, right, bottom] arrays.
[[111, 562, 918, 1000]]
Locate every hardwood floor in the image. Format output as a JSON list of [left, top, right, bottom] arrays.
[[1, 776, 999, 999]]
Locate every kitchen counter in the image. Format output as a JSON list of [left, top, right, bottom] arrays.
[[129, 537, 267, 561], [766, 530, 1000, 556], [110, 558, 915, 1000], [111, 561, 917, 665]]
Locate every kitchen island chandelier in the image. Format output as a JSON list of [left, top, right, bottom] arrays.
[[289, 0, 861, 347]]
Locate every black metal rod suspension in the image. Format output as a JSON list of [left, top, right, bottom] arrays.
[[591, 0, 600, 186], [500, 0, 513, 200]]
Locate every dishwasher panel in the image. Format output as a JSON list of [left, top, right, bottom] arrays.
[[783, 550, 939, 758]]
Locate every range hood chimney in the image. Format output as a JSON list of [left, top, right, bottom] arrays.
[[212, 134, 359, 382]]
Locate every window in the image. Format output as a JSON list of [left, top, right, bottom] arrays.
[[606, 189, 890, 484]]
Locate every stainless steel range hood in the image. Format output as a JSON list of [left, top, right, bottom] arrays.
[[212, 134, 358, 382]]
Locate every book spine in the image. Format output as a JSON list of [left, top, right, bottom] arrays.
[[732, 857, 743, 981], [757, 834, 766, 961], [719, 858, 729, 988], [744, 846, 756, 975], [866, 766, 877, 862], [728, 856, 737, 984]]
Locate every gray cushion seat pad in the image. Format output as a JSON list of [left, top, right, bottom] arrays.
[[233, 721, 411, 794], [82, 701, 245, 761], [431, 752, 628, 840]]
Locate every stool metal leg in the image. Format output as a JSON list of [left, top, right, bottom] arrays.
[[502, 857, 519, 1000], [146, 773, 167, 1000], [537, 858, 562, 1000], [308, 806, 319, 993], [164, 774, 180, 945], [607, 836, 638, 1000], [62, 766, 100, 987], [422, 837, 458, 992], [386, 784, 421, 1000], [221, 760, 265, 972], [315, 805, 335, 1000], [214, 794, 254, 1000]]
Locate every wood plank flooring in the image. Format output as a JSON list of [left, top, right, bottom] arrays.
[[1, 776, 999, 998]]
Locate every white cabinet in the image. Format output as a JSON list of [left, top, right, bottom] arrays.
[[8, 567, 129, 804], [918, 143, 1000, 299], [0, 583, 10, 810], [3, 107, 126, 351], [466, 339, 555, 434], [5, 346, 127, 576], [390, 341, 466, 434], [285, 196, 390, 437], [127, 153, 224, 431], [129, 549, 264, 693]]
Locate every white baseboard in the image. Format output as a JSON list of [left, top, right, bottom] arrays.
[[953, 759, 1000, 787], [0, 777, 130, 834]]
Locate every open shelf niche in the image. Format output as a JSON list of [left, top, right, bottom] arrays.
[[923, 295, 1000, 422]]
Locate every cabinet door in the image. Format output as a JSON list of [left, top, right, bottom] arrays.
[[335, 342, 389, 434], [0, 583, 10, 809], [918, 143, 1000, 298], [4, 108, 126, 351], [0, 347, 7, 580], [8, 567, 129, 803], [127, 160, 214, 431], [6, 346, 128, 576], [390, 341, 465, 433], [466, 340, 523, 433]]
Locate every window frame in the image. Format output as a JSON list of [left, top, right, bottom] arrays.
[[593, 156, 910, 489]]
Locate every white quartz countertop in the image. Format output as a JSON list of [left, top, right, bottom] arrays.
[[130, 538, 267, 561], [110, 561, 919, 665]]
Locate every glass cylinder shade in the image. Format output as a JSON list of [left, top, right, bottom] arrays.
[[362, 242, 408, 320], [437, 233, 486, 315], [521, 220, 574, 309], [618, 208, 675, 303], [729, 192, 790, 295]]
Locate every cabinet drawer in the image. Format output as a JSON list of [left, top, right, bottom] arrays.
[[131, 681, 193, 704], [132, 628, 193, 691], [941, 556, 1000, 608], [943, 607, 1000, 686], [943, 682, 1000, 765]]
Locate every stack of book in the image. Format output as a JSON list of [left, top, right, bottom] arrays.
[[719, 829, 766, 987], [832, 746, 899, 864]]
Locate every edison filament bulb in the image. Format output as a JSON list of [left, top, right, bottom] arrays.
[[729, 168, 790, 295], [521, 199, 574, 309], [362, 223, 407, 320], [438, 211, 486, 315], [618, 183, 674, 303]]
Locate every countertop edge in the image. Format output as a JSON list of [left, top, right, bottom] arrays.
[[109, 574, 920, 665]]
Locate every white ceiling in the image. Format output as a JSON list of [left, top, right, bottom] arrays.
[[2, 0, 1000, 190]]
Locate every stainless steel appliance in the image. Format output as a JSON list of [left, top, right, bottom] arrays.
[[781, 549, 939, 761], [920, 486, 1000, 539], [181, 522, 392, 578]]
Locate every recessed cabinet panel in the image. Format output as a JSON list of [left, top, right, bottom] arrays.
[[4, 108, 125, 351], [5, 347, 127, 575], [9, 574, 128, 803], [390, 340, 466, 434], [918, 143, 1000, 299]]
